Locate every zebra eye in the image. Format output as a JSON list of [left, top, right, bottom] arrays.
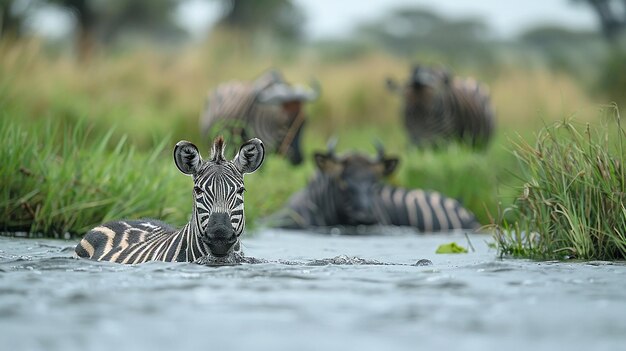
[[193, 186, 203, 196], [236, 187, 246, 195]]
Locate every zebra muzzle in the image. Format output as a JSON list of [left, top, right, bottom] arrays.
[[204, 213, 237, 257]]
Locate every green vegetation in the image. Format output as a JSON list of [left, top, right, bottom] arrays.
[[1, 16, 625, 260], [494, 107, 626, 260], [435, 242, 469, 254]]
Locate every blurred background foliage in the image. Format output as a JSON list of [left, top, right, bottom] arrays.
[[1, 0, 625, 236]]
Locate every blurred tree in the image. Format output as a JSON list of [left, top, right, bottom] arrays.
[[573, 0, 626, 106], [215, 0, 304, 42], [0, 0, 34, 38], [41, 0, 186, 61], [49, 0, 96, 61], [574, 0, 626, 42], [355, 7, 496, 68], [94, 0, 186, 45], [520, 25, 606, 80]]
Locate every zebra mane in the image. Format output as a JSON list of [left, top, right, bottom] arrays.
[[210, 136, 226, 163]]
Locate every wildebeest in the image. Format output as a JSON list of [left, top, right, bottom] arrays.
[[387, 64, 495, 149], [270, 140, 480, 232], [200, 70, 319, 165]]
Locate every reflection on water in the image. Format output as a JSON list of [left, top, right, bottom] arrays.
[[1, 229, 626, 351]]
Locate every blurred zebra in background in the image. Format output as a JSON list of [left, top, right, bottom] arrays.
[[75, 136, 265, 264], [200, 69, 319, 165], [270, 141, 479, 232], [387, 64, 495, 149]]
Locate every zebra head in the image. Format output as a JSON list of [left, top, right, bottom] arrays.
[[314, 141, 399, 226], [174, 136, 265, 257]]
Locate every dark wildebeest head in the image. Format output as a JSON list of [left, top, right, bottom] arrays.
[[313, 140, 399, 226], [386, 64, 458, 147], [386, 64, 453, 113], [254, 70, 320, 165], [174, 136, 265, 257], [386, 64, 452, 94]]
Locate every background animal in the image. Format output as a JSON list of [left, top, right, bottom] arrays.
[[75, 136, 265, 264], [387, 64, 495, 149], [270, 141, 479, 232], [200, 69, 319, 165]]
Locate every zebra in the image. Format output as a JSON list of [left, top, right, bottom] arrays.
[[270, 141, 479, 232], [200, 69, 319, 165], [387, 64, 495, 149], [74, 136, 265, 264]]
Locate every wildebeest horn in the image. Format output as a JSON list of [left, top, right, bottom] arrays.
[[386, 77, 400, 93], [326, 136, 338, 157], [307, 78, 321, 101], [374, 140, 385, 161]]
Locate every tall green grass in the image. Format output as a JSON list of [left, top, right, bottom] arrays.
[[0, 116, 191, 238], [494, 106, 626, 260]]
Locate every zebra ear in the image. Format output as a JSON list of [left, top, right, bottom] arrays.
[[382, 157, 399, 176], [174, 141, 203, 175], [234, 138, 265, 174]]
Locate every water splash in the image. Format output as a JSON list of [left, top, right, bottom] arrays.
[[193, 253, 423, 266], [193, 252, 266, 266], [306, 255, 390, 266]]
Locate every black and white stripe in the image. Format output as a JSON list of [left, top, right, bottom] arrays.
[[372, 185, 478, 231], [200, 70, 318, 165], [74, 220, 225, 264], [75, 136, 265, 264], [272, 145, 479, 232], [388, 65, 495, 149]]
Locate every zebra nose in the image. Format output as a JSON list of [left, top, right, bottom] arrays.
[[206, 213, 236, 257]]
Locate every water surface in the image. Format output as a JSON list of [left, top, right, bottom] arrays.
[[1, 229, 625, 351]]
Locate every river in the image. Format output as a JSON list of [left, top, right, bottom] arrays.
[[1, 229, 625, 351]]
